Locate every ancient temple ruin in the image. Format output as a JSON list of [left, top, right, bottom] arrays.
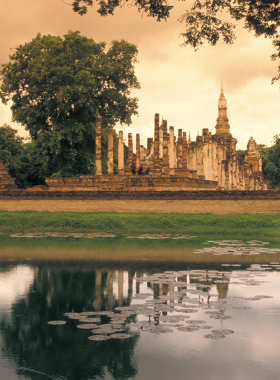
[[45, 86, 267, 191], [0, 161, 17, 189]]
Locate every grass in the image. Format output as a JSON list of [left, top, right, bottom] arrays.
[[0, 211, 280, 237]]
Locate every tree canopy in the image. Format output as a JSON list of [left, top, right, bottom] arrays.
[[71, 0, 280, 83], [260, 135, 280, 188], [0, 31, 139, 178], [71, 0, 172, 19]]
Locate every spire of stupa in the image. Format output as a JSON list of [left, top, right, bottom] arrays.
[[215, 82, 231, 137]]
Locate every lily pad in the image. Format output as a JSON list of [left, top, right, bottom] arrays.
[[177, 326, 200, 332], [79, 318, 100, 323], [77, 324, 100, 329], [48, 320, 67, 325], [185, 320, 206, 324], [204, 333, 225, 339], [110, 333, 133, 339], [147, 326, 173, 334], [212, 329, 234, 335], [88, 335, 111, 341]]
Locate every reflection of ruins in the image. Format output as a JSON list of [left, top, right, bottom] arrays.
[[189, 270, 230, 300], [95, 269, 230, 309], [43, 86, 268, 192]]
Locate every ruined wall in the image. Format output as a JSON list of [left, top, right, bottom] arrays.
[[0, 161, 17, 190], [45, 175, 218, 191], [1, 188, 280, 200]]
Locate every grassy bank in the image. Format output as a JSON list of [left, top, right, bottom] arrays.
[[0, 211, 280, 236]]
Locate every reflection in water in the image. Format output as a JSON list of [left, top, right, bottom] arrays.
[[0, 251, 279, 380], [0, 267, 139, 380]]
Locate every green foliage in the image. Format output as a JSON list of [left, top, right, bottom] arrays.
[[0, 125, 44, 188], [236, 149, 246, 159], [260, 136, 280, 188], [0, 124, 24, 176], [0, 31, 140, 178], [71, 0, 172, 20], [179, 1, 280, 83], [1, 211, 280, 236], [70, 0, 280, 84]]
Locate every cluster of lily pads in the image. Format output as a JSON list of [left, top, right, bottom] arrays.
[[195, 240, 280, 255], [10, 232, 116, 238], [205, 240, 270, 246], [48, 310, 135, 341], [126, 234, 196, 240], [247, 262, 280, 271], [131, 268, 274, 339], [48, 267, 274, 341]]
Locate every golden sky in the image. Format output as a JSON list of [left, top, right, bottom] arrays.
[[0, 0, 279, 149]]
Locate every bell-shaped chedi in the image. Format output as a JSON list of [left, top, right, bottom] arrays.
[[215, 83, 232, 138], [0, 161, 17, 189], [244, 137, 262, 173]]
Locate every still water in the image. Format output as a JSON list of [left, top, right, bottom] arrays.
[[0, 233, 280, 380]]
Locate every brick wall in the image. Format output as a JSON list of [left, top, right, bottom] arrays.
[[0, 189, 280, 200]]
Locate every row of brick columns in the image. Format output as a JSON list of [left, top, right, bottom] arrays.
[[95, 114, 143, 175], [95, 113, 188, 176]]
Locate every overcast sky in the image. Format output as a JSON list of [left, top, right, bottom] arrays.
[[0, 0, 279, 149]]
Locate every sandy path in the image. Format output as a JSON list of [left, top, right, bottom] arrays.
[[0, 199, 279, 214]]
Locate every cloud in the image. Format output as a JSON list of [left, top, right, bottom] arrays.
[[0, 0, 279, 150]]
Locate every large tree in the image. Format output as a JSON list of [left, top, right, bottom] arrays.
[[0, 31, 140, 177], [71, 0, 280, 83]]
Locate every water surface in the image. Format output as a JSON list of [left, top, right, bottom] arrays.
[[0, 234, 279, 380]]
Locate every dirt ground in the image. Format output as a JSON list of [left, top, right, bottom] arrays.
[[0, 199, 279, 214]]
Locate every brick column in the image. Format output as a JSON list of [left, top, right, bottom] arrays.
[[182, 132, 188, 170], [118, 130, 124, 175], [128, 133, 133, 164], [177, 129, 183, 169], [147, 138, 153, 155], [162, 120, 168, 174], [95, 114, 102, 175], [153, 113, 160, 174], [169, 126, 175, 175], [107, 125, 114, 174], [136, 133, 140, 172], [174, 136, 177, 167]]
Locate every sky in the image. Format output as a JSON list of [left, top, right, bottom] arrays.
[[0, 0, 280, 149]]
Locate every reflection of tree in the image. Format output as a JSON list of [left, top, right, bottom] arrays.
[[0, 267, 138, 380]]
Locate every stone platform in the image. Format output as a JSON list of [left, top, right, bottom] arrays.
[[45, 174, 217, 191]]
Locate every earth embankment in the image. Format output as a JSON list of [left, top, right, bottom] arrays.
[[0, 199, 279, 214]]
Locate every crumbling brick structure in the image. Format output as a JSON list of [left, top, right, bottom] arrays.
[[1, 87, 268, 193], [0, 161, 17, 189]]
